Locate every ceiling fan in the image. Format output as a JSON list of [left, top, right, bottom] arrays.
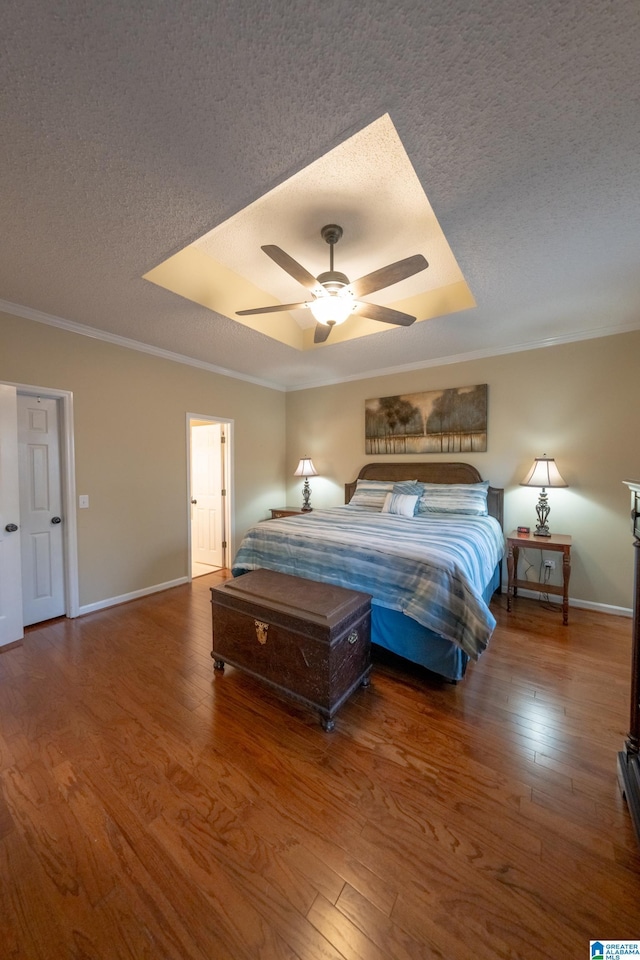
[[236, 224, 429, 343]]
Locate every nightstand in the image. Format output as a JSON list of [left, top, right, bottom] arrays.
[[506, 531, 572, 624], [269, 507, 310, 519]]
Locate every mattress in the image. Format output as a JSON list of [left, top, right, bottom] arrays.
[[232, 505, 504, 661]]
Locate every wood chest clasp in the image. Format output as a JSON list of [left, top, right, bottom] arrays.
[[254, 619, 269, 645]]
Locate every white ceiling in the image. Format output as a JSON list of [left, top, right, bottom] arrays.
[[2, 0, 639, 391]]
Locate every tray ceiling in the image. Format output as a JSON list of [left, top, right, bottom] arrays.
[[143, 115, 475, 350]]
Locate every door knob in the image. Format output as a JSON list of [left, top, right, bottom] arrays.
[[51, 516, 62, 524], [4, 523, 18, 532], [191, 499, 197, 504]]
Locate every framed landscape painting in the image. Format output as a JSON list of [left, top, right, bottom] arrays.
[[365, 384, 488, 454]]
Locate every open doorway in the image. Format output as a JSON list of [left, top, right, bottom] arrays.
[[187, 415, 232, 578]]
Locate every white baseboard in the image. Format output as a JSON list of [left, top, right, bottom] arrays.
[[78, 578, 633, 620], [501, 583, 632, 618], [78, 577, 190, 616]]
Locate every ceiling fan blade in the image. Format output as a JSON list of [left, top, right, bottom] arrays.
[[236, 301, 310, 316], [262, 245, 321, 292], [352, 301, 416, 326], [313, 321, 334, 343], [349, 254, 428, 299]]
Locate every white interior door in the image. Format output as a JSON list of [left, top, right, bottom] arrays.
[[18, 394, 66, 626], [191, 423, 224, 568], [0, 385, 23, 647]]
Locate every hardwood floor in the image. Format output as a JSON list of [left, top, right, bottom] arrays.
[[1, 573, 639, 959]]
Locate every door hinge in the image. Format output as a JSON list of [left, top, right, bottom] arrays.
[[222, 540, 227, 549], [220, 435, 226, 443], [221, 488, 226, 496]]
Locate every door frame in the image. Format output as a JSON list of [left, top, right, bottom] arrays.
[[186, 413, 233, 577], [2, 380, 79, 619]]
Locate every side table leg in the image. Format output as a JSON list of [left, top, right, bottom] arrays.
[[507, 543, 518, 611], [562, 550, 571, 625]]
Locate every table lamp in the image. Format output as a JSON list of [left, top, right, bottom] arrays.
[[520, 454, 567, 537], [294, 457, 317, 512]]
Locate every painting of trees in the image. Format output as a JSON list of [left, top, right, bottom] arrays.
[[365, 384, 487, 454]]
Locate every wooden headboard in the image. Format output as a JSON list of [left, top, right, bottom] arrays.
[[345, 461, 504, 529]]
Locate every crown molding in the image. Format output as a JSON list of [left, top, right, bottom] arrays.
[[3, 297, 639, 395], [284, 320, 640, 391], [0, 298, 285, 392]]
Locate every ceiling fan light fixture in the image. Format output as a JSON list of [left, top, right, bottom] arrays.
[[308, 291, 355, 326]]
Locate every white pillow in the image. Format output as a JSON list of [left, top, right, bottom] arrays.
[[381, 492, 419, 517]]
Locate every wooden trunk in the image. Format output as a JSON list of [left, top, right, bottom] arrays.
[[211, 570, 371, 730]]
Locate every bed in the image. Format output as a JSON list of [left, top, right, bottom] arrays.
[[232, 462, 504, 682]]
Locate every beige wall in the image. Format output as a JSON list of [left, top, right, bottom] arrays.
[[3, 305, 637, 614], [285, 330, 640, 612], [0, 310, 286, 607]]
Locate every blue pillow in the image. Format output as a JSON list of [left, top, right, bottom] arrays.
[[349, 479, 395, 510], [417, 482, 489, 516], [393, 480, 424, 497]]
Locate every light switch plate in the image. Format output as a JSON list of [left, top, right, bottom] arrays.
[[79, 495, 89, 509]]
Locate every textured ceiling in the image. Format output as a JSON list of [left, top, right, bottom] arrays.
[[1, 0, 639, 390]]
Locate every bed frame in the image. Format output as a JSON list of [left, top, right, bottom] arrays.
[[344, 461, 504, 682], [345, 461, 504, 529]]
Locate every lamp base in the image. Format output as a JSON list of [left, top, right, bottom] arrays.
[[300, 478, 312, 512], [534, 490, 551, 538]]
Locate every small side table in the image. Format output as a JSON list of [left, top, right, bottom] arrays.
[[269, 507, 310, 519], [506, 531, 572, 625]]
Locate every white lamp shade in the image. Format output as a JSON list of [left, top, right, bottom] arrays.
[[308, 294, 354, 326], [520, 456, 567, 488], [294, 457, 318, 478]]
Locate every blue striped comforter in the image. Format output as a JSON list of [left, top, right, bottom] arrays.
[[232, 506, 504, 659]]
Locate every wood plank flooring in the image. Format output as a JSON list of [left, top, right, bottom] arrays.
[[1, 572, 639, 959]]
